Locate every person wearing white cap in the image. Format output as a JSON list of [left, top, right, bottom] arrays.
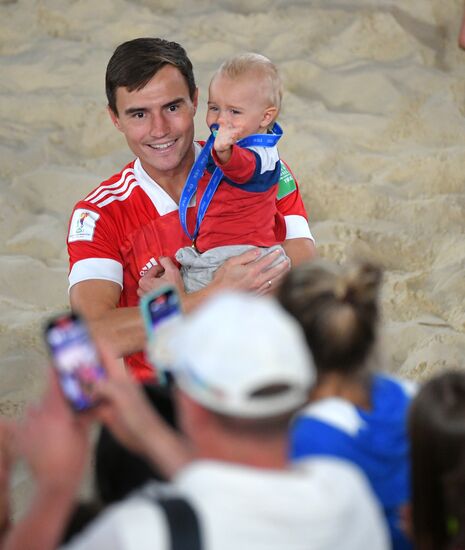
[[1, 293, 389, 550]]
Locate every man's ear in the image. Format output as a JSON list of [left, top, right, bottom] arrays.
[[107, 106, 122, 131], [260, 106, 278, 129], [192, 87, 199, 114]]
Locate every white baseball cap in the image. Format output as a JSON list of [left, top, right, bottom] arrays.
[[152, 292, 315, 418]]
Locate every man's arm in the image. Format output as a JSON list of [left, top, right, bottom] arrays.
[[2, 485, 77, 550], [283, 237, 316, 267], [2, 374, 91, 550], [138, 247, 291, 314], [70, 280, 146, 358]]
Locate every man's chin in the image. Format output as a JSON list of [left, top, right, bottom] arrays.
[[140, 141, 194, 179], [141, 156, 185, 179]]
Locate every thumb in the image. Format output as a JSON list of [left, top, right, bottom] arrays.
[[144, 263, 164, 279]]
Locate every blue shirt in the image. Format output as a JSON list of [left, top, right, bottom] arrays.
[[290, 374, 416, 550]]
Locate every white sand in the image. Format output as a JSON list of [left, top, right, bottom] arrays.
[[1, 0, 465, 513]]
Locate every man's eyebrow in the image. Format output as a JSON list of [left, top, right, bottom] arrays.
[[124, 98, 186, 116], [162, 97, 185, 109], [124, 106, 148, 115]]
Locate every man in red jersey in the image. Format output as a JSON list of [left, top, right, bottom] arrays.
[[68, 38, 315, 381]]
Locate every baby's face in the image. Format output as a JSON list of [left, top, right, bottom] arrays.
[[206, 73, 275, 139]]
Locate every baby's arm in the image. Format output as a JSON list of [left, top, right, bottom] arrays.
[[211, 126, 258, 183], [213, 124, 243, 164]]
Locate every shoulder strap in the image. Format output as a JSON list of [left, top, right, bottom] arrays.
[[157, 497, 202, 550]]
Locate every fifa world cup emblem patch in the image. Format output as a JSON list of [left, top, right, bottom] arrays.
[[68, 209, 100, 242]]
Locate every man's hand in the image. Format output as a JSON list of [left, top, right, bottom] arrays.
[[14, 371, 91, 491], [137, 257, 185, 299], [212, 247, 290, 295], [137, 246, 292, 314], [0, 371, 92, 550]]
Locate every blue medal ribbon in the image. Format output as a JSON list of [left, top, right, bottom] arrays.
[[179, 122, 283, 245]]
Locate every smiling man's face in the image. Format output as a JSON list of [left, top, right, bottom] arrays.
[[109, 64, 198, 187]]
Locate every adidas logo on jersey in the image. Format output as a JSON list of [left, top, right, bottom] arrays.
[[140, 257, 158, 277]]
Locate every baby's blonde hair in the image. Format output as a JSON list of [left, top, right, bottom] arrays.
[[213, 52, 282, 113]]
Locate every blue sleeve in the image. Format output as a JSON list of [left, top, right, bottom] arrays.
[[223, 147, 281, 193]]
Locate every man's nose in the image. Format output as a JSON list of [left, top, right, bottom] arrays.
[[149, 114, 169, 137]]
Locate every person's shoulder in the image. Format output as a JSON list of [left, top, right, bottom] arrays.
[[295, 458, 380, 512], [297, 397, 363, 436], [375, 372, 418, 399], [68, 160, 142, 237], [296, 454, 370, 485], [73, 160, 138, 211], [291, 401, 361, 462], [61, 488, 169, 550], [173, 460, 232, 491], [295, 458, 390, 549]]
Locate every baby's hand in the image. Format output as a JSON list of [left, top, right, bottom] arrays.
[[213, 124, 242, 154]]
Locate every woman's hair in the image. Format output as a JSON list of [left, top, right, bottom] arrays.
[[212, 52, 282, 113], [278, 259, 382, 374], [409, 371, 465, 550]]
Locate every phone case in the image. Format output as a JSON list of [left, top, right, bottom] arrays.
[[139, 285, 182, 382], [44, 312, 105, 412]]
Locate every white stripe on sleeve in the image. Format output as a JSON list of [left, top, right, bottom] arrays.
[[285, 215, 315, 242], [68, 258, 123, 291]]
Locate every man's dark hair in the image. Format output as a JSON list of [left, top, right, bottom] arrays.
[[106, 37, 196, 115]]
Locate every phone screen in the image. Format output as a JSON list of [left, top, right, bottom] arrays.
[[44, 313, 106, 411], [146, 287, 181, 332]]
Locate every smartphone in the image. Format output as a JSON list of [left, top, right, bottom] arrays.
[[140, 285, 182, 376], [44, 312, 106, 412]]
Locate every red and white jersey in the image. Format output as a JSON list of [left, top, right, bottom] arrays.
[[67, 144, 313, 381]]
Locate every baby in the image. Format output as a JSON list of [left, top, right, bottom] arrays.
[[176, 53, 292, 293]]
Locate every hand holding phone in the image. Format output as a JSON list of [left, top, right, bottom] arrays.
[[44, 312, 106, 412]]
